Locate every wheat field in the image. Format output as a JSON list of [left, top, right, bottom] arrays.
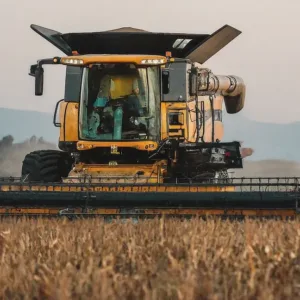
[[0, 217, 299, 300]]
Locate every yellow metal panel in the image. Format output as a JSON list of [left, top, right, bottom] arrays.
[[65, 102, 79, 142], [59, 101, 79, 142], [161, 102, 188, 140], [61, 55, 167, 66], [187, 95, 224, 142], [203, 121, 224, 143], [161, 102, 168, 139], [65, 162, 167, 184], [59, 101, 67, 142], [0, 184, 234, 193], [77, 140, 158, 151]]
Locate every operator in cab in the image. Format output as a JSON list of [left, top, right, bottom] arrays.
[[87, 66, 146, 139]]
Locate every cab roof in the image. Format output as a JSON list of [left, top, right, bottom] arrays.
[[30, 24, 241, 64]]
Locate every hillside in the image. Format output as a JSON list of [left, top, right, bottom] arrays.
[[1, 107, 299, 161], [222, 112, 300, 161], [0, 108, 58, 143], [234, 159, 300, 177]]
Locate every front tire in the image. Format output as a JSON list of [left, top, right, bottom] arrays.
[[21, 150, 73, 183]]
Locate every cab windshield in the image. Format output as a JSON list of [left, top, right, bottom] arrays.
[[79, 63, 160, 141]]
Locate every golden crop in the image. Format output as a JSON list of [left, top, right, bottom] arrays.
[[0, 217, 299, 300]]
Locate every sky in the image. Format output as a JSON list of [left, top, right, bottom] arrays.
[[0, 0, 299, 124]]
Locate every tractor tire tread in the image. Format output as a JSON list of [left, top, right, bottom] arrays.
[[21, 149, 72, 183]]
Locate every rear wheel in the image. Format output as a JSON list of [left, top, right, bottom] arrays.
[[21, 150, 73, 183]]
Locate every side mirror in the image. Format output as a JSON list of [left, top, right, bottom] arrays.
[[35, 66, 44, 96], [189, 73, 197, 96], [29, 58, 60, 96], [162, 70, 170, 94]]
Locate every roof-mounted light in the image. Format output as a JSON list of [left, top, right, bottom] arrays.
[[61, 58, 84, 65], [141, 59, 166, 65]]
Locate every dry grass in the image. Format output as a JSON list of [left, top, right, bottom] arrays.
[[0, 217, 299, 300]]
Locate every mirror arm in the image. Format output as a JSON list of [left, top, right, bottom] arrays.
[[38, 57, 61, 67], [30, 57, 61, 96], [29, 57, 61, 76]]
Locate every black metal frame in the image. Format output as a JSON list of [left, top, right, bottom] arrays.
[[29, 57, 61, 77], [53, 99, 64, 127], [30, 24, 241, 64], [0, 177, 299, 218]]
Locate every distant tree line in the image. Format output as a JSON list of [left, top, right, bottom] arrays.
[[0, 135, 14, 148], [0, 135, 49, 149]]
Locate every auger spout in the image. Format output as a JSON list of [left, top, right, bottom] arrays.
[[197, 67, 246, 114]]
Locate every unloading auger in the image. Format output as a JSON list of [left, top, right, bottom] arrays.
[[0, 24, 299, 219]]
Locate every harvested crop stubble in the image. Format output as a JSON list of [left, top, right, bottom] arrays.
[[0, 217, 300, 300]]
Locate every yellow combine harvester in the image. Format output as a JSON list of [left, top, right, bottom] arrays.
[[0, 24, 299, 218]]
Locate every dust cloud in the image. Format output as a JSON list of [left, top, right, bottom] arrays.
[[234, 160, 300, 178], [0, 135, 57, 177]]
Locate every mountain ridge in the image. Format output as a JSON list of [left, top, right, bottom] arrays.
[[1, 107, 299, 161], [222, 112, 300, 161]]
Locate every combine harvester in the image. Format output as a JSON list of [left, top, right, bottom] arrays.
[[0, 24, 299, 219]]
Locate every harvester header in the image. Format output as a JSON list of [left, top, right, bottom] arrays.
[[0, 23, 297, 219]]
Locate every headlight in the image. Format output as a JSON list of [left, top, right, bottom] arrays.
[[61, 58, 84, 65], [141, 59, 165, 65]]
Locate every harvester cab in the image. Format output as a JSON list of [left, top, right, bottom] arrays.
[[0, 24, 298, 219], [26, 24, 246, 184]]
